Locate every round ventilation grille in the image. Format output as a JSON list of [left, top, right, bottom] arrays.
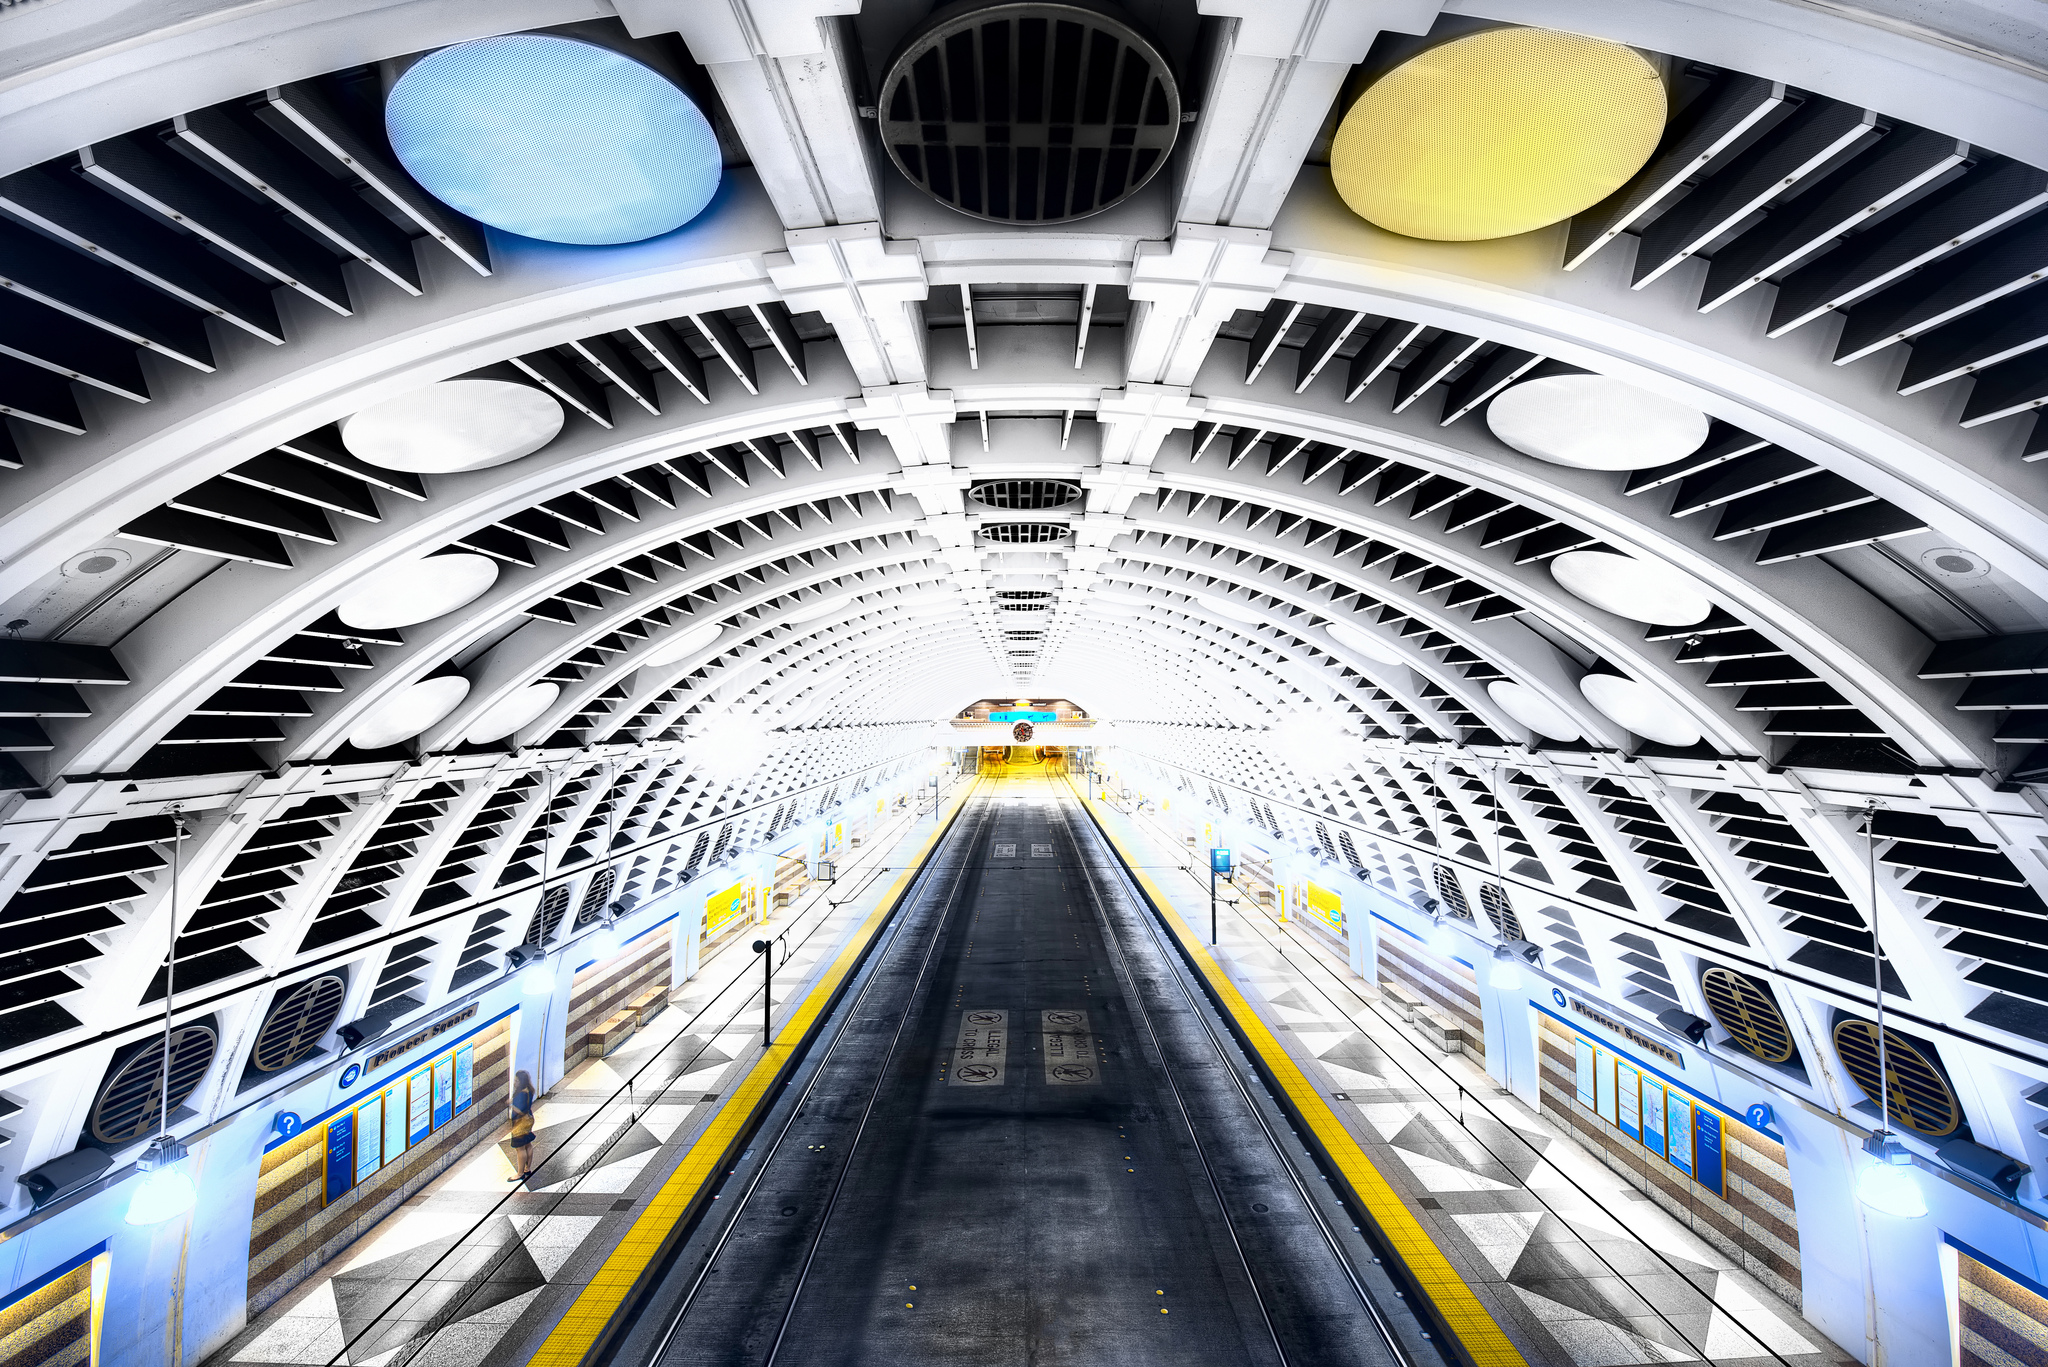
[[1832, 1018, 1962, 1138], [90, 1024, 218, 1144], [995, 590, 1055, 600], [1432, 864, 1471, 920], [983, 523, 1071, 544], [1000, 601, 1051, 612], [1478, 882, 1523, 941], [879, 4, 1180, 223], [1700, 966, 1796, 1064], [577, 867, 616, 928], [970, 479, 1083, 509], [249, 975, 346, 1074]]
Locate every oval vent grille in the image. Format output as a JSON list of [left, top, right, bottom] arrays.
[[1831, 1018, 1962, 1137], [90, 1024, 218, 1144], [1478, 882, 1523, 940], [970, 479, 1082, 509], [249, 974, 346, 1074], [983, 523, 1071, 544], [1700, 966, 1796, 1064], [1432, 864, 1471, 920], [879, 3, 1181, 223]]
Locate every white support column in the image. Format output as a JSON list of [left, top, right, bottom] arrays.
[[1124, 225, 1293, 386], [1094, 381, 1209, 485], [618, 0, 879, 228], [1180, 1, 1441, 228], [768, 223, 932, 386]]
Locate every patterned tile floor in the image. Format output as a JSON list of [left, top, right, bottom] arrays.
[[1089, 795, 1858, 1367], [214, 799, 949, 1367]]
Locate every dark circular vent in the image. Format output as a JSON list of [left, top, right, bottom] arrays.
[[971, 479, 1083, 509], [249, 975, 346, 1074], [983, 523, 1071, 544], [995, 590, 1055, 600], [1832, 1018, 1962, 1137], [880, 3, 1181, 223], [1478, 882, 1523, 941], [576, 867, 616, 928], [998, 601, 1051, 612], [90, 1024, 218, 1144], [1003, 629, 1044, 639], [1701, 966, 1796, 1064]]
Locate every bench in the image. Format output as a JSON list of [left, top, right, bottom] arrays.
[[587, 1010, 637, 1058], [627, 987, 669, 1026], [1412, 1005, 1466, 1055], [1380, 980, 1424, 1022]]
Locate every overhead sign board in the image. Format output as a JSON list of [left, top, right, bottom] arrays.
[[990, 709, 1057, 723]]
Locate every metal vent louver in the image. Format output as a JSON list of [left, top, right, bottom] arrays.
[[89, 1024, 217, 1144], [1832, 1018, 1962, 1137], [1700, 965, 1796, 1064], [879, 3, 1180, 223], [982, 522, 1071, 543], [970, 479, 1083, 509], [1432, 863, 1471, 920], [248, 973, 346, 1073], [1478, 881, 1523, 940]]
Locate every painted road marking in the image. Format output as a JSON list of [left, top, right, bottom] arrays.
[[950, 1009, 1008, 1085], [1031, 843, 1054, 858], [1042, 1008, 1100, 1084], [994, 842, 1017, 858]]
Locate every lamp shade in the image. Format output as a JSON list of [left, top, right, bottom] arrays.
[[1487, 681, 1583, 742], [1552, 551, 1713, 626], [644, 620, 726, 669], [338, 553, 499, 630], [1488, 373, 1710, 471], [1579, 674, 1702, 748], [341, 379, 564, 474], [348, 676, 471, 750], [386, 34, 722, 245]]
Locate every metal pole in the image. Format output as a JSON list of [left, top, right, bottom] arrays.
[[753, 939, 772, 1048], [1210, 864, 1218, 947]]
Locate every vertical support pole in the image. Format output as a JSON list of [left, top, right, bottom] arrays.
[[1210, 865, 1218, 947], [753, 939, 772, 1048]]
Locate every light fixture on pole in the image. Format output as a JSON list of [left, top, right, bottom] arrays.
[[1852, 801, 1927, 1219], [127, 810, 198, 1225], [1488, 942, 1523, 990]]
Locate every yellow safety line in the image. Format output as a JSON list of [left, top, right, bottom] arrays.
[[532, 778, 981, 1367], [1068, 781, 1527, 1367]]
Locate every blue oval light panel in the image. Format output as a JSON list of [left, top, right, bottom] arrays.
[[386, 34, 722, 245]]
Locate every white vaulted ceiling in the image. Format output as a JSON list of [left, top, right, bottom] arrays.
[[4, 0, 2048, 1194]]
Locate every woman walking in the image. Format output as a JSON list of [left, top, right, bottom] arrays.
[[507, 1069, 536, 1183]]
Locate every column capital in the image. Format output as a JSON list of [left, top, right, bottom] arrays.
[[850, 384, 957, 467], [768, 224, 930, 385], [1125, 225, 1294, 386]]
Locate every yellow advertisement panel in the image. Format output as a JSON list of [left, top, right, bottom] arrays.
[[705, 880, 748, 935], [1304, 880, 1343, 934]]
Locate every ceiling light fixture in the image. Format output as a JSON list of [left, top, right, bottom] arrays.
[[1326, 619, 1407, 666], [1330, 28, 1664, 241], [1550, 550, 1713, 626], [341, 379, 564, 474], [1487, 373, 1710, 471], [337, 552, 499, 629], [465, 681, 560, 745], [348, 676, 471, 751], [386, 34, 722, 245], [1578, 673, 1702, 748], [642, 620, 726, 669], [1486, 681, 1583, 742]]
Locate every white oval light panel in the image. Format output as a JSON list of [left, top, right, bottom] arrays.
[[466, 681, 559, 744], [1199, 594, 1264, 624], [341, 379, 565, 474], [1551, 550, 1712, 626], [1488, 373, 1710, 471], [1326, 619, 1408, 666], [338, 552, 499, 630], [1487, 680, 1582, 742], [348, 676, 471, 750], [643, 619, 725, 669], [1579, 673, 1702, 747]]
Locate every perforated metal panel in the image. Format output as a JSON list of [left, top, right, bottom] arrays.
[[249, 974, 345, 1074], [1832, 1018, 1962, 1137], [89, 1024, 217, 1144], [879, 4, 1180, 223], [1701, 965, 1796, 1064]]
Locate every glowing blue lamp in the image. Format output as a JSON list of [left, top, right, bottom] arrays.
[[386, 34, 722, 245]]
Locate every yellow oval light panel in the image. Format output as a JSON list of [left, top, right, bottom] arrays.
[[1331, 28, 1665, 242]]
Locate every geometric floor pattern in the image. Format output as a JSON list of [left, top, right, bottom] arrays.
[[216, 804, 943, 1367], [1091, 801, 1860, 1367]]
